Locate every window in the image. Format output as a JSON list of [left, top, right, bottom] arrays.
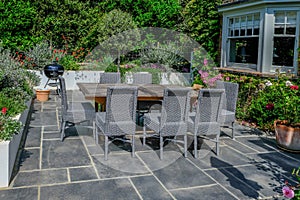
[[227, 13, 260, 65], [273, 11, 297, 67]]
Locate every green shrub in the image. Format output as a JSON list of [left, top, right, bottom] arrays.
[[59, 55, 80, 70], [221, 72, 300, 132]]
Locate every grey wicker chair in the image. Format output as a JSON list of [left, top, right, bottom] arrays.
[[94, 86, 138, 160], [143, 88, 190, 159], [188, 89, 224, 158], [132, 72, 155, 125], [58, 76, 95, 141], [99, 72, 121, 84], [132, 72, 152, 84], [216, 80, 239, 139]]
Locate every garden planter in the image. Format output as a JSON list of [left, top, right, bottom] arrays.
[[35, 89, 50, 102], [274, 120, 300, 153], [0, 100, 33, 187]]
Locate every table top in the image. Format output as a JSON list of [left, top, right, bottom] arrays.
[[77, 83, 199, 99]]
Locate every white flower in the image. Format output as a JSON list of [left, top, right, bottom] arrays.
[[265, 80, 272, 87], [285, 81, 293, 87]]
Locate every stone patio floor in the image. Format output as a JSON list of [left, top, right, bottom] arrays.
[[0, 90, 299, 200]]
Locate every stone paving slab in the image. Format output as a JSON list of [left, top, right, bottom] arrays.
[[0, 187, 38, 200], [13, 169, 68, 187], [19, 148, 40, 171], [130, 175, 173, 200], [42, 139, 91, 169], [170, 184, 238, 200], [39, 179, 140, 200]]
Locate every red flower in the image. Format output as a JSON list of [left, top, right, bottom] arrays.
[[1, 107, 7, 115], [290, 85, 299, 90], [266, 103, 274, 110]]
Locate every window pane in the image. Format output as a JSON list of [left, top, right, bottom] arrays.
[[234, 30, 239, 36], [241, 16, 246, 27], [229, 38, 258, 64], [234, 18, 240, 28], [253, 28, 259, 35], [272, 37, 295, 66], [246, 28, 252, 36], [241, 29, 246, 36], [275, 27, 284, 34], [287, 11, 297, 24], [254, 13, 260, 26], [246, 15, 253, 26], [286, 27, 296, 35], [275, 11, 285, 23]]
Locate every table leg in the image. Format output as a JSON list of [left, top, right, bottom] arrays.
[[95, 102, 99, 112]]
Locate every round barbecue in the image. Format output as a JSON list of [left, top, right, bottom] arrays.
[[44, 62, 64, 79]]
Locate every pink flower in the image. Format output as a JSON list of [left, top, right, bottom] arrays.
[[225, 77, 230, 81], [203, 58, 208, 66], [198, 70, 209, 79], [1, 107, 7, 115], [290, 85, 299, 90], [282, 186, 294, 199], [265, 103, 274, 110]]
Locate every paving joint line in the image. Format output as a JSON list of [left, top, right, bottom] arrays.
[[134, 153, 176, 200], [186, 158, 240, 200]]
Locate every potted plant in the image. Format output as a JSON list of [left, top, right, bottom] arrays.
[[247, 76, 300, 152]]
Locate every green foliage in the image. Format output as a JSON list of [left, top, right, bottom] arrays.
[[139, 42, 187, 71], [98, 0, 182, 28], [0, 45, 39, 116], [1, 0, 222, 66], [222, 73, 300, 132], [180, 0, 222, 62], [22, 40, 53, 70], [59, 55, 80, 70], [31, 0, 101, 53], [0, 45, 39, 141], [0, 111, 22, 141], [248, 78, 300, 130], [0, 0, 41, 50], [95, 9, 139, 71]]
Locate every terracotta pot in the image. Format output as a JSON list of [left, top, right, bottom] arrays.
[[274, 120, 300, 153], [35, 89, 50, 102]]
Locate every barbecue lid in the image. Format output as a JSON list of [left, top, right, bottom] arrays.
[[44, 62, 64, 79]]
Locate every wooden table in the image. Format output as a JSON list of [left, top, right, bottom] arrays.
[[77, 83, 198, 112]]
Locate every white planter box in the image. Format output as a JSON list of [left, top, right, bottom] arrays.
[[0, 100, 32, 187]]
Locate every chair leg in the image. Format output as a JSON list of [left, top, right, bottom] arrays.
[[105, 135, 108, 160], [132, 135, 135, 158], [216, 134, 220, 156], [60, 121, 66, 142], [95, 125, 99, 145], [184, 134, 187, 158], [93, 121, 96, 140], [194, 134, 198, 158], [143, 125, 146, 146], [231, 121, 235, 140], [160, 135, 163, 160]]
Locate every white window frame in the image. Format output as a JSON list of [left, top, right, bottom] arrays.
[[269, 8, 300, 72], [224, 11, 263, 69]]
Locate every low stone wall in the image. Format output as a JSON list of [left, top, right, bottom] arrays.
[[32, 70, 192, 90]]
